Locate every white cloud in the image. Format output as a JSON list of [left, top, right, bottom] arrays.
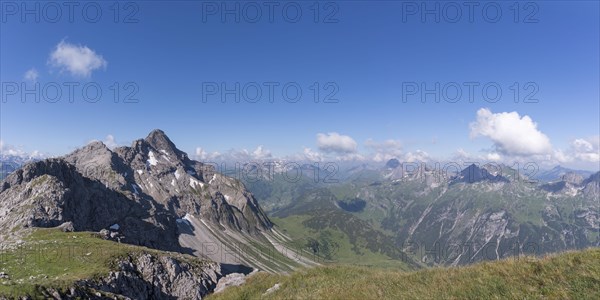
[[103, 135, 118, 149], [194, 145, 272, 162], [573, 139, 593, 152], [470, 108, 552, 156], [455, 148, 470, 160], [48, 40, 107, 77], [195, 147, 222, 161], [252, 145, 272, 160], [403, 150, 430, 162], [486, 152, 502, 162], [365, 139, 403, 162], [316, 132, 358, 154], [195, 147, 207, 159], [24, 68, 39, 82], [86, 135, 121, 150], [334, 152, 366, 162], [0, 140, 23, 156], [570, 136, 599, 162], [450, 136, 597, 170], [553, 149, 571, 164], [451, 148, 503, 164], [301, 147, 324, 162], [0, 140, 45, 159]]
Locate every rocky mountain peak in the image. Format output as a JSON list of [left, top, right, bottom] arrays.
[[0, 129, 272, 250], [144, 129, 178, 153], [85, 140, 110, 151], [138, 129, 190, 165], [454, 163, 509, 184], [385, 158, 400, 169], [66, 140, 112, 161], [561, 172, 584, 185]]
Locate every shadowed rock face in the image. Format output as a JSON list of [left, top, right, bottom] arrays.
[[582, 171, 600, 199], [452, 164, 510, 184], [385, 159, 400, 169], [0, 129, 272, 251], [0, 159, 181, 250]]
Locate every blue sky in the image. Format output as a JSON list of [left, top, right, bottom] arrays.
[[1, 1, 599, 170]]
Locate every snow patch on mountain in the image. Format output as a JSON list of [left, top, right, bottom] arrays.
[[147, 151, 158, 166]]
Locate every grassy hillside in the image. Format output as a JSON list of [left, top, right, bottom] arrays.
[[209, 248, 600, 300], [0, 228, 210, 298]]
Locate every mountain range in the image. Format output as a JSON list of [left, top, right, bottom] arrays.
[[534, 165, 596, 183], [242, 159, 599, 267], [0, 130, 598, 298]]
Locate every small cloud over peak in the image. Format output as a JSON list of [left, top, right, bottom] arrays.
[[86, 135, 120, 150], [365, 138, 403, 162], [195, 147, 222, 161], [302, 147, 323, 162], [194, 145, 272, 162], [103, 135, 118, 149], [404, 150, 430, 163], [486, 152, 502, 162], [451, 148, 502, 164], [252, 145, 272, 160]]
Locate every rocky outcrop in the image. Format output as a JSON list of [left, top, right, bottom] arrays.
[[0, 158, 181, 251], [213, 270, 258, 293], [6, 252, 226, 300], [85, 253, 222, 299], [561, 172, 584, 185]]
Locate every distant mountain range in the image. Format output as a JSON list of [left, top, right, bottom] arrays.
[[0, 155, 40, 180], [534, 165, 596, 183], [241, 159, 600, 267]]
